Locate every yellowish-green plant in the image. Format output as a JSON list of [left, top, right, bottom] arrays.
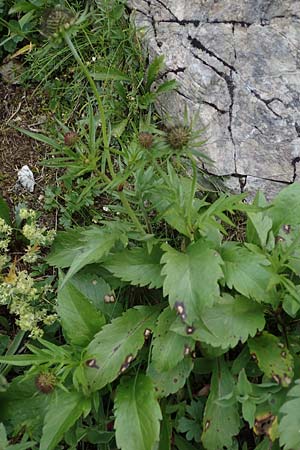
[[0, 207, 56, 338]]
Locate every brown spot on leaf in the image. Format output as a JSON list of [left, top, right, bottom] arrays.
[[186, 325, 195, 335], [254, 413, 276, 436], [85, 359, 99, 369], [281, 351, 286, 358], [174, 301, 187, 321], [184, 345, 191, 356], [278, 342, 285, 348], [251, 352, 257, 362], [272, 374, 280, 384], [204, 420, 210, 431], [144, 328, 152, 339], [104, 294, 115, 303], [282, 224, 291, 234]]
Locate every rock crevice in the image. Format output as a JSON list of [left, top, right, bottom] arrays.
[[128, 0, 300, 199]]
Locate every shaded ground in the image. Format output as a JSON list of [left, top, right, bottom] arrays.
[[0, 80, 57, 225]]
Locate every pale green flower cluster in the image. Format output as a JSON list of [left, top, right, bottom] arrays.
[[0, 208, 57, 338], [0, 271, 57, 338]]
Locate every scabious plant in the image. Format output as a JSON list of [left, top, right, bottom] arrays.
[[0, 206, 56, 338]]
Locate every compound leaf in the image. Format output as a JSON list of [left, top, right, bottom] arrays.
[[115, 375, 162, 450], [279, 380, 300, 449], [83, 306, 160, 392], [248, 333, 294, 387], [152, 307, 194, 372], [161, 240, 223, 323], [103, 245, 164, 289], [202, 358, 240, 450]]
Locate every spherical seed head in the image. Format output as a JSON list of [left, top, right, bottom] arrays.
[[35, 372, 57, 394], [166, 126, 190, 150], [41, 6, 76, 39], [64, 131, 78, 146], [138, 132, 153, 149]]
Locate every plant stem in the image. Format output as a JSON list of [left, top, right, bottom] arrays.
[[64, 33, 115, 178], [118, 191, 145, 234]]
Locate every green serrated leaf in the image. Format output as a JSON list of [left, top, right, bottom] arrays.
[[48, 227, 126, 287], [248, 333, 294, 387], [146, 55, 164, 90], [147, 358, 193, 398], [246, 210, 273, 247], [268, 183, 300, 233], [279, 380, 300, 449], [83, 306, 160, 392], [152, 307, 194, 372], [57, 280, 105, 347], [202, 359, 240, 450], [221, 242, 273, 302], [103, 245, 164, 289], [161, 240, 223, 323], [171, 294, 265, 349], [40, 391, 90, 450], [67, 271, 122, 318], [115, 375, 162, 450]]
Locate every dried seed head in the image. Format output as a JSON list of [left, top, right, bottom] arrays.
[[138, 132, 153, 149], [41, 6, 76, 39], [35, 372, 57, 394], [64, 131, 78, 146], [166, 125, 190, 150]]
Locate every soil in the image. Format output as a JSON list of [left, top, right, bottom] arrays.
[[0, 80, 57, 226]]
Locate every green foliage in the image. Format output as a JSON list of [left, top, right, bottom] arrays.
[[83, 306, 160, 392], [57, 278, 105, 347], [248, 333, 294, 387], [4, 1, 300, 449], [171, 294, 265, 349], [40, 390, 90, 450], [114, 375, 162, 450], [151, 307, 194, 372], [279, 380, 300, 449], [202, 358, 240, 450], [161, 240, 223, 322]]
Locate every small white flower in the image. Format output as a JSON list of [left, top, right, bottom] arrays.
[[17, 165, 35, 193]]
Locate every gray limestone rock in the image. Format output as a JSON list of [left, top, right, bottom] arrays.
[[128, 0, 300, 197]]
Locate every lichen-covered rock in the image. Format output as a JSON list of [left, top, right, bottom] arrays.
[[128, 0, 300, 197]]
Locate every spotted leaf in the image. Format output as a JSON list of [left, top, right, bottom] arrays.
[[161, 240, 223, 323], [248, 332, 294, 387], [83, 306, 160, 392]]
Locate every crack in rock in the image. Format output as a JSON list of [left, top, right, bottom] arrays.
[[128, 0, 300, 198]]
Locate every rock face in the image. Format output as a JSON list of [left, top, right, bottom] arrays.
[[128, 0, 300, 198]]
